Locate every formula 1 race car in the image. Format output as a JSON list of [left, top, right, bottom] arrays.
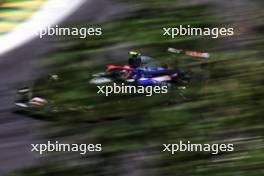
[[90, 48, 209, 87], [90, 64, 190, 87]]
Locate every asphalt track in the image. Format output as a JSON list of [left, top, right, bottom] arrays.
[[0, 0, 131, 175]]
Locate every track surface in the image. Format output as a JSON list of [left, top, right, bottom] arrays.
[[0, 0, 130, 175]]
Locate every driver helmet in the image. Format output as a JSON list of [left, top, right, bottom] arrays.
[[128, 51, 142, 67]]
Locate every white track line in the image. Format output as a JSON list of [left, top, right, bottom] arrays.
[[0, 0, 86, 56]]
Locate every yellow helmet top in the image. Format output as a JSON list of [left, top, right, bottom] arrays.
[[129, 51, 141, 57]]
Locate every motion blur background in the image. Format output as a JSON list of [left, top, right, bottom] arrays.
[[0, 0, 263, 176]]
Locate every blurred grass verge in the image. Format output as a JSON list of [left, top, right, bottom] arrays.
[[12, 0, 264, 175]]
